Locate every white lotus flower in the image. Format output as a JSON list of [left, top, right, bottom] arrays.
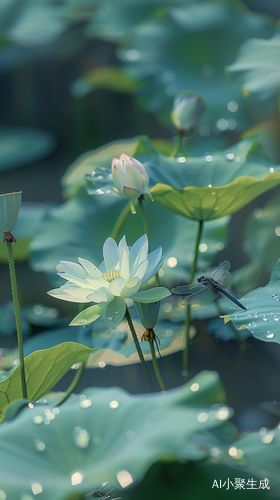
[[48, 235, 170, 330]]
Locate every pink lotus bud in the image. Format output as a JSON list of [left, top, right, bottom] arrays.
[[111, 154, 152, 200], [171, 91, 207, 135]]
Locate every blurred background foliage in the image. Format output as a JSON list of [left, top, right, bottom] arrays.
[[1, 0, 280, 496]]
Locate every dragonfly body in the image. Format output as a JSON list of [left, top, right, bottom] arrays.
[[172, 261, 247, 311]]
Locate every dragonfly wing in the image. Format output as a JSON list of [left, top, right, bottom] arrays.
[[181, 287, 219, 305], [172, 283, 203, 295], [211, 261, 232, 288]]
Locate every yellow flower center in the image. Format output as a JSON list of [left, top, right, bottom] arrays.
[[101, 270, 120, 282]]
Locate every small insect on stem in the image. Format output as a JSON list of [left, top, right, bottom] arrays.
[[141, 328, 161, 357]]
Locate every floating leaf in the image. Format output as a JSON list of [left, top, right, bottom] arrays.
[[142, 136, 280, 221], [0, 371, 232, 498], [0, 342, 93, 420], [222, 259, 280, 344], [72, 66, 140, 98], [227, 28, 280, 98], [244, 193, 280, 274], [117, 1, 276, 131], [0, 127, 55, 172]]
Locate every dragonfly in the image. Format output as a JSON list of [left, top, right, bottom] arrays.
[[172, 261, 247, 311]]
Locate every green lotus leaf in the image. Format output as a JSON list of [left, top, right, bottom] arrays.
[[0, 0, 69, 47], [0, 126, 56, 172], [222, 259, 280, 344], [71, 66, 140, 98], [243, 193, 280, 275], [0, 315, 185, 368], [118, 1, 276, 131], [226, 27, 280, 98], [85, 0, 189, 42], [142, 135, 280, 221], [0, 342, 93, 421], [232, 424, 280, 491], [0, 371, 232, 499], [151, 173, 280, 221], [122, 459, 273, 500]]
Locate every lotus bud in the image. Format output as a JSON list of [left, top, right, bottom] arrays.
[[0, 191, 22, 242], [111, 154, 152, 203], [171, 91, 207, 135], [135, 301, 160, 330]]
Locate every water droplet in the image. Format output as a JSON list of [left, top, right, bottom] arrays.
[[21, 494, 33, 500], [80, 399, 92, 408], [274, 317, 279, 322], [270, 167, 275, 173], [199, 243, 208, 253], [216, 242, 224, 250], [79, 319, 87, 324], [212, 192, 216, 196], [216, 119, 227, 131], [191, 383, 199, 392], [251, 322, 256, 327], [167, 256, 177, 268], [263, 317, 268, 322], [73, 427, 90, 449], [253, 208, 262, 218], [0, 491, 6, 500], [205, 155, 213, 162], [34, 439, 46, 452], [176, 156, 186, 163], [126, 49, 139, 61], [226, 153, 235, 160], [31, 483, 43, 495], [275, 226, 280, 236], [227, 119, 237, 130], [165, 329, 173, 337], [109, 400, 119, 409], [99, 361, 106, 369], [197, 412, 208, 422], [266, 333, 274, 339], [227, 101, 238, 112], [117, 470, 133, 488], [217, 407, 230, 420], [261, 432, 275, 444], [33, 415, 43, 425], [210, 447, 222, 457], [71, 472, 84, 485]]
